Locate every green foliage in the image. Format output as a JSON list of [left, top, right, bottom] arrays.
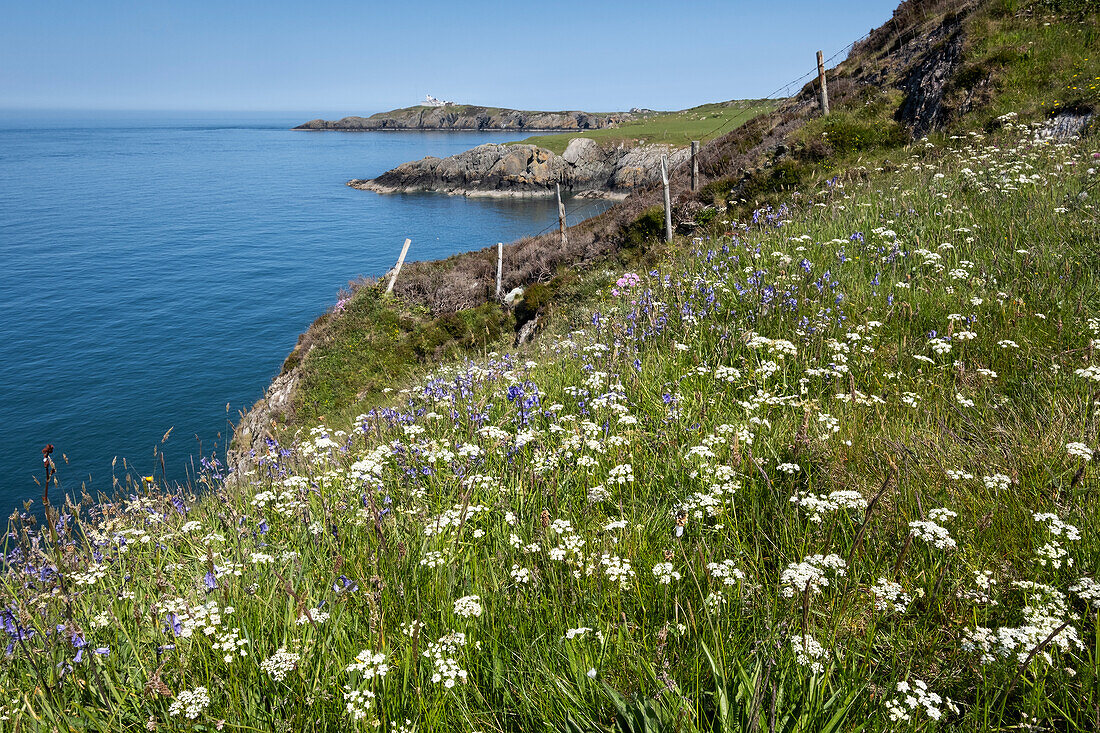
[[511, 100, 776, 155], [811, 114, 910, 156], [958, 1, 1100, 124], [516, 282, 553, 324], [701, 646, 864, 733], [738, 159, 812, 205], [695, 206, 719, 226], [292, 290, 511, 426], [620, 206, 667, 249]]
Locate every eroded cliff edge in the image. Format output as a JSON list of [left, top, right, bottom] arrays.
[[348, 138, 689, 197]]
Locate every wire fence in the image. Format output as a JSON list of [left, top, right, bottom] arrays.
[[522, 32, 873, 239]]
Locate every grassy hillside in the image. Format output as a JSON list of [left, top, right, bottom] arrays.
[[514, 100, 776, 155], [7, 111, 1097, 732], [4, 1, 1100, 731]]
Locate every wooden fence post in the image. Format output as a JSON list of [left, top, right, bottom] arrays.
[[817, 50, 830, 116], [690, 140, 699, 192], [495, 241, 503, 299], [660, 154, 672, 242], [385, 237, 412, 294], [556, 183, 568, 249]]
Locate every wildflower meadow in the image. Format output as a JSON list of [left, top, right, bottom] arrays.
[[3, 116, 1098, 731]]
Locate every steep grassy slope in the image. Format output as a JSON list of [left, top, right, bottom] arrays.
[[249, 0, 1098, 448]]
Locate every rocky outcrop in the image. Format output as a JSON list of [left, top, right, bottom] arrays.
[[1034, 110, 1095, 141], [227, 368, 299, 477], [349, 138, 690, 197], [295, 105, 636, 132]]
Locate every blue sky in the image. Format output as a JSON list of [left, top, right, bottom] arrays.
[[0, 1, 900, 114]]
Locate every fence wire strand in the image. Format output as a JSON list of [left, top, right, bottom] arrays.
[[524, 32, 871, 240]]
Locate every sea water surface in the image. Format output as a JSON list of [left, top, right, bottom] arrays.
[[0, 111, 612, 513]]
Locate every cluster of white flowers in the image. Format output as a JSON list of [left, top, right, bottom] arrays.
[[510, 565, 532, 584], [704, 592, 726, 613], [909, 520, 957, 550], [607, 463, 634, 485], [780, 554, 846, 598], [345, 649, 390, 678], [962, 582, 1083, 666], [789, 489, 867, 523], [423, 632, 468, 688], [928, 507, 957, 522], [155, 598, 230, 638], [70, 564, 108, 587], [1033, 513, 1081, 540], [1074, 365, 1100, 381], [603, 518, 629, 532], [929, 338, 953, 355], [587, 484, 611, 503], [259, 647, 300, 682], [706, 559, 745, 586], [776, 462, 800, 475], [885, 680, 957, 723], [296, 607, 330, 625], [983, 473, 1012, 491], [1069, 577, 1100, 609], [870, 578, 912, 613], [563, 626, 603, 642], [1033, 512, 1080, 569], [419, 551, 449, 568], [652, 562, 681, 584], [212, 628, 249, 663], [957, 570, 998, 605], [343, 686, 375, 721], [1066, 442, 1093, 461], [453, 595, 483, 619], [599, 554, 636, 589], [790, 633, 828, 674], [168, 687, 210, 720], [422, 503, 490, 537]]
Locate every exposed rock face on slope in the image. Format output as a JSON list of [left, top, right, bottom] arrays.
[[348, 138, 690, 197], [295, 106, 635, 131]]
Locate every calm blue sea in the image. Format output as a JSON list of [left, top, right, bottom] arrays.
[[0, 111, 611, 514]]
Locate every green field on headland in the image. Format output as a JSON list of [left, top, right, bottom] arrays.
[[515, 100, 776, 154]]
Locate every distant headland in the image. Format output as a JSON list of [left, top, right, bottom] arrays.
[[293, 101, 640, 132]]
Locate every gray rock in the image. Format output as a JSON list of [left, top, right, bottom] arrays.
[[352, 140, 691, 196], [504, 286, 525, 306], [1033, 112, 1094, 141]]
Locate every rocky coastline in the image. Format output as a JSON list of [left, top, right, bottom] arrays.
[[348, 138, 689, 197], [294, 105, 636, 132]]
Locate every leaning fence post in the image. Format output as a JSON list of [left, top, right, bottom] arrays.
[[817, 50, 830, 116], [690, 140, 699, 191], [660, 154, 672, 242], [556, 183, 569, 249], [495, 242, 503, 299], [386, 237, 412, 294]]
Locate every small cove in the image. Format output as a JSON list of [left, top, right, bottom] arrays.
[[0, 111, 613, 512]]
